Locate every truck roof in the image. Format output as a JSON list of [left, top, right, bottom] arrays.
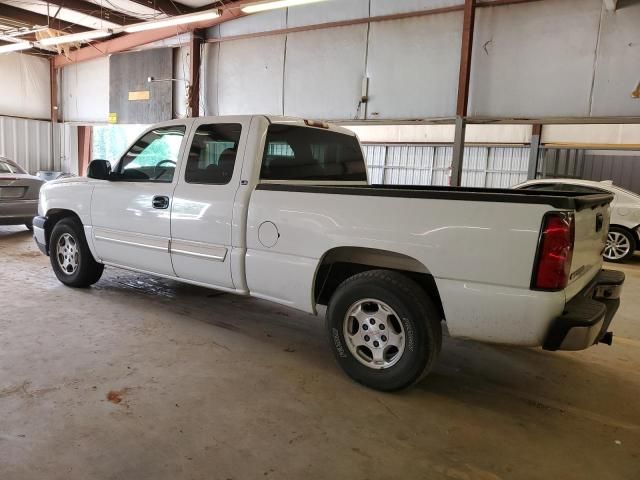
[[148, 115, 357, 137]]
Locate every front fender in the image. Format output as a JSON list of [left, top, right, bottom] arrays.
[[39, 177, 94, 226]]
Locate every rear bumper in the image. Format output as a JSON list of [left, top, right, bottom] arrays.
[[33, 215, 48, 255], [0, 199, 38, 224], [543, 269, 625, 351]]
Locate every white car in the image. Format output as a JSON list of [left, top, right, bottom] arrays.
[[515, 179, 640, 262], [32, 116, 625, 391]]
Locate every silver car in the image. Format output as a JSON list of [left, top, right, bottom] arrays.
[[0, 157, 44, 230]]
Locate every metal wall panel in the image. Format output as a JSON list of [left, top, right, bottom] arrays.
[[363, 143, 529, 188], [469, 0, 603, 117], [284, 25, 368, 120], [62, 57, 109, 123], [370, 0, 462, 16], [432, 147, 453, 186], [173, 46, 190, 119], [109, 48, 173, 124], [287, 0, 369, 27], [384, 145, 433, 185], [0, 54, 50, 120], [215, 35, 286, 116], [217, 9, 286, 37], [365, 12, 462, 119], [201, 43, 219, 117], [363, 145, 386, 184], [590, 3, 640, 116], [0, 116, 61, 174], [199, 0, 638, 121]]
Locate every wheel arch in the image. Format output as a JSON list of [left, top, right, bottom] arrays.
[[609, 223, 640, 245], [313, 246, 445, 321], [43, 209, 84, 254]]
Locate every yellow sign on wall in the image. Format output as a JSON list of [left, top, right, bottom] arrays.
[[128, 90, 150, 101], [107, 112, 117, 124]]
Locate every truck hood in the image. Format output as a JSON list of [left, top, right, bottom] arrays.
[[48, 176, 89, 185]]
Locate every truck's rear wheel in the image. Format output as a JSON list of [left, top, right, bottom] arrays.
[[326, 270, 442, 391], [50, 218, 104, 287]]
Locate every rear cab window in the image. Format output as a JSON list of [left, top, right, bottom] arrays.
[[260, 124, 367, 182]]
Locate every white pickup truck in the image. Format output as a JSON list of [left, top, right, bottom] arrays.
[[33, 116, 625, 391]]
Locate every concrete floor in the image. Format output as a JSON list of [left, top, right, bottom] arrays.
[[1, 225, 639, 480]]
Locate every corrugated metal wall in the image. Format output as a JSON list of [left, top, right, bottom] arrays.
[[363, 144, 529, 187], [0, 116, 62, 174]]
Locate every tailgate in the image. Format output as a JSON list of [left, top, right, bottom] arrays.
[[565, 199, 611, 300]]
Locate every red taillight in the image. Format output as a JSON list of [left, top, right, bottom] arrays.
[[533, 213, 575, 290]]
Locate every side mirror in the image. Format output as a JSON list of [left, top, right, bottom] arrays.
[[87, 160, 112, 180]]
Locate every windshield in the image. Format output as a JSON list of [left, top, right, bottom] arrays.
[[0, 158, 27, 174]]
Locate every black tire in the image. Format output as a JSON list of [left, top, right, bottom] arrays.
[[326, 270, 442, 392], [50, 218, 104, 287], [24, 221, 33, 231], [604, 226, 636, 263]]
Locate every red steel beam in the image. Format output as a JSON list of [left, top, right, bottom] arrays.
[[53, 3, 244, 68], [456, 0, 476, 117]]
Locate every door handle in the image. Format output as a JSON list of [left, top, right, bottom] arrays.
[[152, 195, 170, 209]]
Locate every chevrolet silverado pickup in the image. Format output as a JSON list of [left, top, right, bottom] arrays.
[[33, 116, 625, 391]]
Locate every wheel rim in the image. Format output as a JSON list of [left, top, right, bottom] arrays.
[[604, 231, 631, 260], [343, 299, 406, 370], [56, 233, 80, 275]]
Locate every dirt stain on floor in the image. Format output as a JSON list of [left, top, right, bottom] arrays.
[[106, 388, 130, 405]]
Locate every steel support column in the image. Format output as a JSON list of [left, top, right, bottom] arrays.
[[188, 30, 203, 118], [527, 124, 543, 179], [450, 0, 475, 187], [450, 116, 466, 186]]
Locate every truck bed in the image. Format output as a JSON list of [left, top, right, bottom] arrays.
[[256, 183, 614, 211]]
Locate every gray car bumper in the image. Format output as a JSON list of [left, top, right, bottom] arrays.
[[0, 199, 38, 225]]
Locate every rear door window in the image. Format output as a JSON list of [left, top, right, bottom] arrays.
[[260, 124, 366, 181], [185, 123, 242, 185]]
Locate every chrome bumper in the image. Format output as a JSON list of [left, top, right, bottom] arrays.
[[543, 270, 625, 351]]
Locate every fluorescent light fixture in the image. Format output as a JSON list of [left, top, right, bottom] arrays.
[[241, 0, 328, 14], [0, 42, 32, 54], [39, 30, 112, 46], [124, 10, 220, 33]]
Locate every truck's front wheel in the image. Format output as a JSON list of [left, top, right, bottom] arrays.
[[326, 270, 442, 391], [50, 218, 104, 287]]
